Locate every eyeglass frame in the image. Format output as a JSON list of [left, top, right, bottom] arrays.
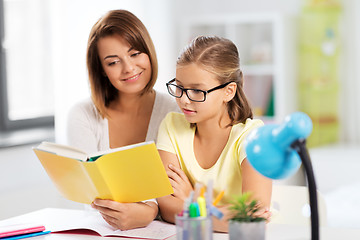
[[166, 78, 235, 102]]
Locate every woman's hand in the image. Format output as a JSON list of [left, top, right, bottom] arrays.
[[91, 199, 158, 230], [166, 164, 193, 201]]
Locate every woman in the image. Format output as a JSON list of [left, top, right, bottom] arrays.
[[66, 9, 179, 230]]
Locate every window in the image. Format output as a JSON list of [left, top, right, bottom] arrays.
[[0, 0, 54, 146]]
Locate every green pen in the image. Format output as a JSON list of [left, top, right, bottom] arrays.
[[189, 202, 200, 218]]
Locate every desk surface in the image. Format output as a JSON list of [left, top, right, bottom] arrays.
[[1, 208, 359, 240], [20, 224, 360, 240]]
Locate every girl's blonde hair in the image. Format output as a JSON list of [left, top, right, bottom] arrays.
[[87, 9, 158, 118], [177, 36, 253, 125]]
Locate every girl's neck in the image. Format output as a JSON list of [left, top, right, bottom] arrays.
[[193, 113, 233, 169], [195, 114, 232, 142]]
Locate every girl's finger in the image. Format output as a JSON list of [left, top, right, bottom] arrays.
[[166, 168, 184, 185], [168, 177, 180, 190], [169, 164, 192, 185]]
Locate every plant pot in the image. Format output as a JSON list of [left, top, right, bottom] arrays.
[[228, 220, 265, 240]]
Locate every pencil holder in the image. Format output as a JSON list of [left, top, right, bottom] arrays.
[[175, 215, 213, 240]]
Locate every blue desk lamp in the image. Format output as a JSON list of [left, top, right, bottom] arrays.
[[245, 112, 319, 240]]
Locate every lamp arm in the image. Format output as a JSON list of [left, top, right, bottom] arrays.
[[291, 139, 319, 240]]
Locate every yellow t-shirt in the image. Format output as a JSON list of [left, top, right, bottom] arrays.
[[156, 112, 263, 205]]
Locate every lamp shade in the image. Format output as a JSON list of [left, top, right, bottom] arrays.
[[245, 112, 313, 179]]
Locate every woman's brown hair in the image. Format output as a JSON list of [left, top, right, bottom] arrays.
[[176, 35, 253, 125], [87, 9, 158, 118]]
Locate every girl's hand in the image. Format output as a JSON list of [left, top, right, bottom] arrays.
[[167, 164, 193, 201], [253, 206, 272, 223], [211, 204, 233, 232], [91, 199, 158, 230]]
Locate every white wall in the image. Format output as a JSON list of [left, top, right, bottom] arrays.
[[174, 0, 302, 15]]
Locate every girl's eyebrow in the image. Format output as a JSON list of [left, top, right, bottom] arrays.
[[175, 79, 205, 88]]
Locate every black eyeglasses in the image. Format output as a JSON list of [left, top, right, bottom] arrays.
[[166, 78, 234, 102]]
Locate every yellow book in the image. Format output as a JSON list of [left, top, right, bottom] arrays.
[[33, 141, 173, 204]]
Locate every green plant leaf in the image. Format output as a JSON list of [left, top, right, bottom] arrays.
[[228, 192, 266, 223]]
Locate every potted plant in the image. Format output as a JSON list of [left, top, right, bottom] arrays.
[[228, 192, 266, 240]]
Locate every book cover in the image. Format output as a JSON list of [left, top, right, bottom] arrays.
[[33, 141, 173, 204]]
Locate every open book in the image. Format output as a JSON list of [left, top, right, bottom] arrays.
[[0, 208, 177, 240], [33, 141, 173, 204]]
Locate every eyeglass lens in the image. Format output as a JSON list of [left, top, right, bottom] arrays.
[[167, 84, 206, 102]]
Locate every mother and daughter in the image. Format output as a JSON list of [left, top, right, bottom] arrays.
[[67, 9, 272, 232]]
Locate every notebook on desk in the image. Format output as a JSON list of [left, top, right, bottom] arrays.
[[0, 208, 176, 240]]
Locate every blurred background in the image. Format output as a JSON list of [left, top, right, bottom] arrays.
[[0, 0, 359, 229]]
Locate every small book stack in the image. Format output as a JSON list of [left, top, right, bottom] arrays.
[[0, 224, 50, 240]]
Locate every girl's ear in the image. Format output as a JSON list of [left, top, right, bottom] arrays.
[[223, 82, 237, 102]]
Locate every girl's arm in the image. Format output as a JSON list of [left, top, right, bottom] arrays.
[[157, 150, 231, 232], [241, 158, 272, 220], [157, 150, 193, 223]]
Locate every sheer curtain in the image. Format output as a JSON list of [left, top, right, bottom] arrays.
[[3, 0, 53, 120], [340, 0, 360, 144]]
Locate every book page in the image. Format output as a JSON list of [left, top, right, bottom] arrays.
[[35, 142, 88, 161], [0, 208, 176, 240], [87, 141, 154, 161], [109, 220, 176, 239]]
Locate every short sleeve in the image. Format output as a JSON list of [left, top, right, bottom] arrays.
[[156, 113, 177, 154], [237, 119, 264, 165]]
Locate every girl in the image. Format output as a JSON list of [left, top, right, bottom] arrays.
[[156, 36, 272, 232], [66, 10, 179, 230]]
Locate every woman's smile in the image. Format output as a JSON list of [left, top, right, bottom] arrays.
[[122, 72, 142, 82]]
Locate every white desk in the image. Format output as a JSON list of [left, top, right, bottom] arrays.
[[1, 209, 359, 240], [19, 224, 360, 240], [265, 223, 360, 240], [6, 224, 359, 240]]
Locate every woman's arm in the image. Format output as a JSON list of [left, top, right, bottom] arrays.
[[157, 150, 193, 223], [241, 158, 272, 220], [91, 199, 158, 230]]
